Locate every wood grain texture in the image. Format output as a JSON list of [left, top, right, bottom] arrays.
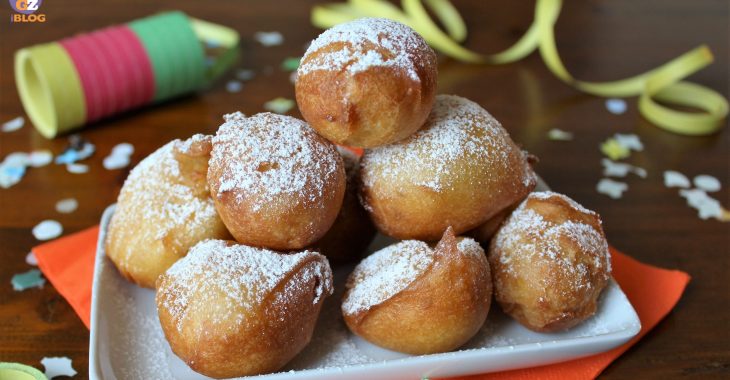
[[0, 0, 727, 378]]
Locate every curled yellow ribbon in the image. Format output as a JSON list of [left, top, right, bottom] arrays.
[[311, 0, 728, 135]]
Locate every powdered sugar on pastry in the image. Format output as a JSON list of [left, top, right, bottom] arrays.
[[363, 95, 523, 192], [298, 18, 433, 81], [343, 240, 434, 315], [492, 193, 611, 286], [210, 112, 341, 211], [159, 239, 333, 333]]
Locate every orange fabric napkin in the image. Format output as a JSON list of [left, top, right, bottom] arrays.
[[32, 228, 689, 379]]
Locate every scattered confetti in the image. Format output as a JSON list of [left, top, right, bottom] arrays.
[[32, 220, 63, 241], [41, 357, 77, 379], [547, 128, 574, 141], [55, 137, 95, 165], [281, 56, 301, 72], [254, 31, 284, 46], [0, 156, 27, 188], [679, 189, 729, 221], [605, 98, 627, 114], [613, 133, 644, 151], [103, 142, 134, 170], [264, 97, 295, 114], [2, 116, 25, 132], [693, 174, 721, 192], [27, 150, 53, 167], [600, 138, 631, 160], [597, 178, 628, 199], [25, 251, 38, 266], [663, 170, 691, 188], [66, 163, 89, 174], [601, 159, 647, 178], [55, 198, 78, 214], [225, 80, 243, 93], [235, 69, 255, 81], [11, 269, 45, 291], [112, 142, 134, 156]]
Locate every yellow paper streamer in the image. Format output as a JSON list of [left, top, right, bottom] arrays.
[[311, 0, 728, 135]]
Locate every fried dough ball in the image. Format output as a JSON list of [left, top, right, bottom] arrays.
[[207, 112, 346, 250], [342, 227, 491, 354], [156, 239, 334, 378], [468, 197, 525, 246], [296, 18, 437, 148], [311, 147, 376, 264], [488, 191, 612, 332], [106, 135, 231, 288], [361, 95, 537, 241]]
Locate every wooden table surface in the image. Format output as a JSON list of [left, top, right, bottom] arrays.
[[1, 0, 728, 378]]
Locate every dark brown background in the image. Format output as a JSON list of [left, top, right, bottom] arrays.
[[1, 0, 728, 378]]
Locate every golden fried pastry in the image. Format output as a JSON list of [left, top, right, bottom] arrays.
[[361, 95, 537, 241], [106, 135, 230, 288], [342, 227, 491, 354], [488, 191, 612, 332], [156, 239, 333, 378], [296, 17, 437, 148], [311, 147, 376, 264], [207, 112, 346, 250]]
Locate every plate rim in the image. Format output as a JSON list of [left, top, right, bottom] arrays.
[[88, 203, 641, 380]]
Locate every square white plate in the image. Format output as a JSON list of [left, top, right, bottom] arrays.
[[90, 203, 640, 380]]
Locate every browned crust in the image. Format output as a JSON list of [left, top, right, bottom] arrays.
[[488, 193, 610, 332], [295, 39, 437, 148], [343, 228, 492, 354], [157, 251, 332, 378]]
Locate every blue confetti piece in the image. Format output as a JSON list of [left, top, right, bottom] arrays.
[[11, 269, 45, 291], [55, 150, 79, 165]]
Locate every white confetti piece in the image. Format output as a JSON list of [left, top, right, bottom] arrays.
[[26, 251, 38, 266], [663, 170, 690, 188], [32, 220, 63, 241], [693, 175, 721, 192], [2, 116, 24, 132], [597, 178, 628, 199], [679, 189, 724, 220], [235, 69, 255, 81], [614, 133, 644, 151], [103, 143, 134, 170], [111, 142, 134, 156], [41, 357, 77, 379], [55, 198, 78, 214], [601, 159, 647, 178], [103, 155, 130, 170], [66, 163, 89, 174], [254, 31, 284, 46], [226, 80, 243, 93], [547, 128, 573, 141], [27, 150, 53, 167], [605, 98, 627, 114], [289, 71, 298, 85]]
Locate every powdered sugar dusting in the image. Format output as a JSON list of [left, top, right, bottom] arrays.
[[298, 18, 433, 81], [457, 237, 485, 259], [363, 95, 526, 192], [210, 112, 341, 211], [530, 191, 597, 217], [492, 194, 611, 285], [110, 138, 219, 272], [159, 240, 333, 333], [343, 240, 434, 315]]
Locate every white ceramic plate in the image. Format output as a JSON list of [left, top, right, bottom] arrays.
[[89, 202, 640, 380]]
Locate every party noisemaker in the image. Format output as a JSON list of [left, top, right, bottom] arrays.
[[14, 11, 239, 138]]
